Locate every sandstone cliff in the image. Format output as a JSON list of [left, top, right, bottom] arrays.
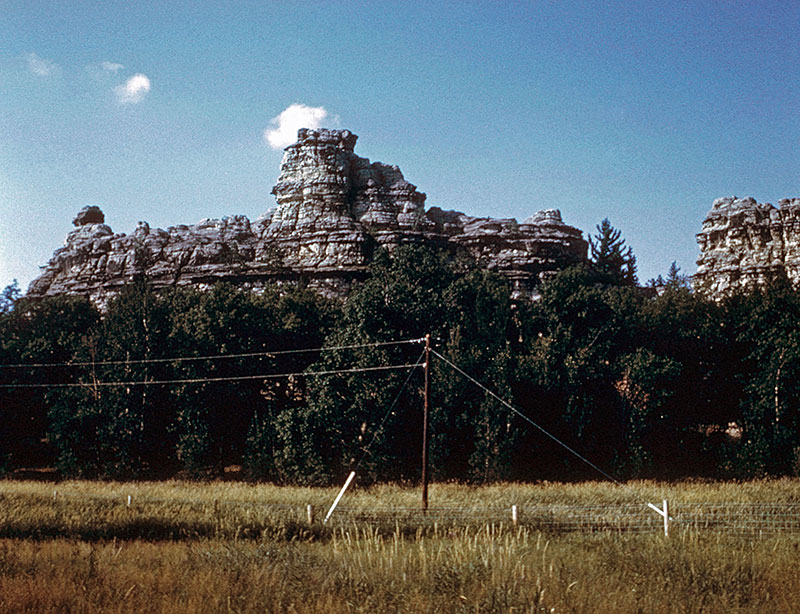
[[695, 196, 800, 294], [27, 128, 587, 305]]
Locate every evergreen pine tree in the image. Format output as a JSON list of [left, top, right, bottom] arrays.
[[589, 219, 637, 285], [0, 280, 20, 314]]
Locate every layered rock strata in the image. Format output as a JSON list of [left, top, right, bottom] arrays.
[[28, 128, 587, 305], [695, 196, 800, 294]]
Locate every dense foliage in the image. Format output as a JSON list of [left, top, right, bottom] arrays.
[[2, 239, 800, 482]]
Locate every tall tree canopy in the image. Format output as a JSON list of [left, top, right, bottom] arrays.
[[3, 244, 800, 482]]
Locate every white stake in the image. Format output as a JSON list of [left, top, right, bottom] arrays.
[[512, 504, 518, 526], [647, 500, 670, 537], [324, 471, 356, 524], [127, 495, 131, 507]]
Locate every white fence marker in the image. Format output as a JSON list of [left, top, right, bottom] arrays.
[[127, 495, 131, 507], [307, 504, 314, 524], [647, 500, 670, 537], [324, 471, 356, 524], [512, 504, 518, 526]]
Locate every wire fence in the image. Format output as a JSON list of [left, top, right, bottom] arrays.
[[672, 503, 800, 535], [326, 503, 800, 535], [7, 490, 800, 537]]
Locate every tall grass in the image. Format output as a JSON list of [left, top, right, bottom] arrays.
[[2, 478, 800, 540], [1, 479, 799, 612], [0, 530, 798, 612]]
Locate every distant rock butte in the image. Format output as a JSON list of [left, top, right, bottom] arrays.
[[27, 128, 588, 306], [695, 196, 800, 294]]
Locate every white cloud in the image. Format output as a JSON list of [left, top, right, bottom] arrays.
[[101, 61, 124, 73], [265, 103, 329, 149], [115, 73, 151, 104], [26, 52, 57, 76]]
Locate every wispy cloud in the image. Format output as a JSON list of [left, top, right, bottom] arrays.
[[115, 74, 151, 104], [265, 103, 329, 149], [26, 52, 57, 76], [100, 61, 124, 73]]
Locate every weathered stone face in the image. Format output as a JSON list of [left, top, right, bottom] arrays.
[[27, 128, 588, 306], [695, 196, 800, 294]]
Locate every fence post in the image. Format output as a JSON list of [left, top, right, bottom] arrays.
[[512, 504, 518, 527], [53, 490, 57, 501], [127, 495, 132, 507], [307, 504, 314, 524]]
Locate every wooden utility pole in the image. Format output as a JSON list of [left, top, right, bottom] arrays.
[[422, 334, 431, 510]]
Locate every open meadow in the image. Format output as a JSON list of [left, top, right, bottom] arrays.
[[1, 479, 800, 613]]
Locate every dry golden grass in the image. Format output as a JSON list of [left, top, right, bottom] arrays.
[[1, 479, 799, 612], [3, 478, 800, 539], [5, 476, 800, 506], [1, 529, 799, 613]]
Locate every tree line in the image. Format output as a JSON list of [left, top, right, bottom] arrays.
[[1, 221, 799, 483]]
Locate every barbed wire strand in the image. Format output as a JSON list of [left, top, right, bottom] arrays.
[[0, 337, 426, 369]]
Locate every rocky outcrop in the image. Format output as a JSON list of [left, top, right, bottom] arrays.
[[27, 128, 588, 305], [72, 205, 105, 226], [695, 196, 800, 294]]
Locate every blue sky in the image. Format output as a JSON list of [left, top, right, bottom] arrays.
[[2, 1, 799, 291]]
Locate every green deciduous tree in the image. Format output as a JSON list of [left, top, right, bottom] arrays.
[[516, 266, 644, 478], [0, 295, 101, 472], [273, 245, 520, 485], [734, 278, 800, 476], [47, 280, 173, 477], [167, 283, 331, 477], [432, 269, 518, 482], [10, 238, 800, 483], [614, 349, 681, 477]]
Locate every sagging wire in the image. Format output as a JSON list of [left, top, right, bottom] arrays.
[[0, 363, 422, 389], [0, 338, 426, 369]]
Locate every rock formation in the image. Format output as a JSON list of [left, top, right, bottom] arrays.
[[27, 128, 588, 306], [695, 196, 800, 295]]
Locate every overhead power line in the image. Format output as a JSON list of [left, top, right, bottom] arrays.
[[0, 363, 421, 389], [0, 338, 426, 369]]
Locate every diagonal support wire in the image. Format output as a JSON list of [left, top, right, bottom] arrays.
[[431, 349, 670, 519]]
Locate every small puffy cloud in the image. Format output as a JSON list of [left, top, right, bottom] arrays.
[[265, 103, 329, 149], [26, 52, 57, 76], [115, 73, 151, 104], [101, 61, 124, 73]]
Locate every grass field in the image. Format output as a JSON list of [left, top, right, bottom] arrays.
[[1, 479, 799, 612]]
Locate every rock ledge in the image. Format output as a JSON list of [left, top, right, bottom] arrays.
[[28, 129, 588, 305]]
